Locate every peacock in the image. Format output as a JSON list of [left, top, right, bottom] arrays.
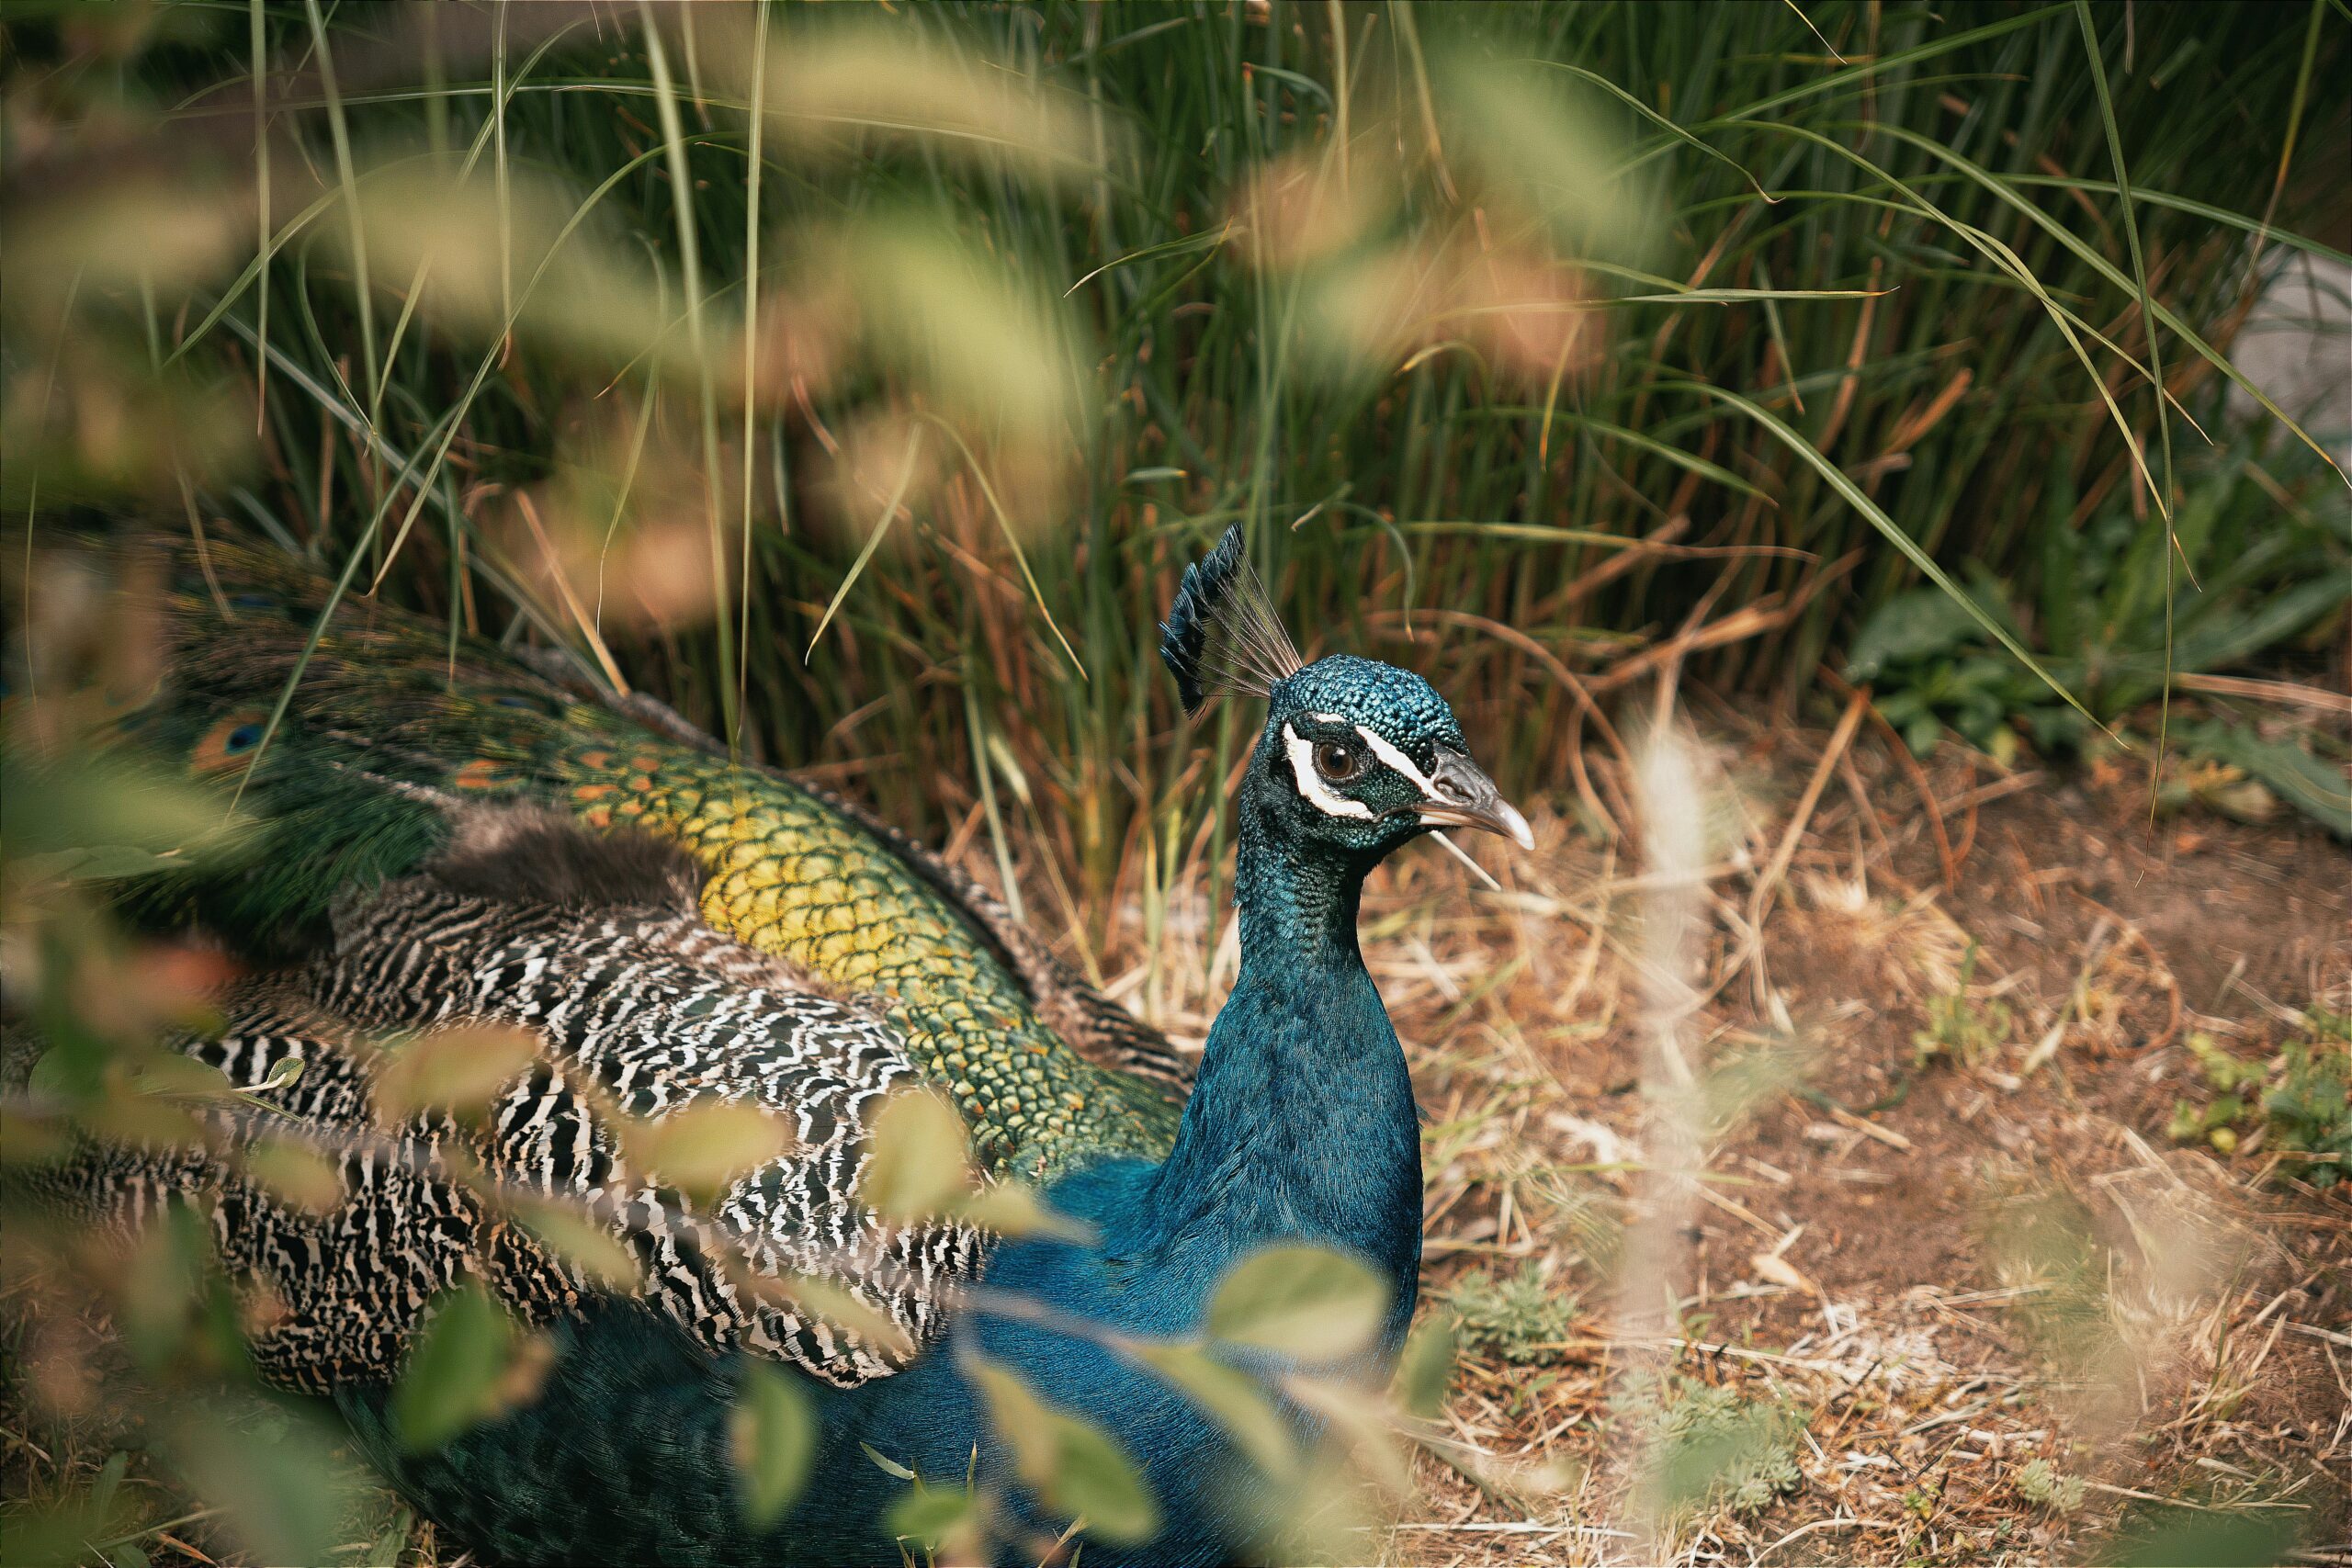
[[18, 523, 1530, 1567]]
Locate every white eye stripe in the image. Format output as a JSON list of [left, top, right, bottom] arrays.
[[1282, 723, 1374, 820], [1353, 725, 1441, 796]]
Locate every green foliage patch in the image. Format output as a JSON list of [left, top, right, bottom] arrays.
[[1442, 1260, 1578, 1365], [2167, 1010, 2352, 1187], [1620, 1374, 1804, 1519], [1849, 448, 2349, 835], [1912, 942, 2014, 1072]]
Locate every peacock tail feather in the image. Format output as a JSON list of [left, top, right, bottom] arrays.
[[106, 536, 1182, 1179]]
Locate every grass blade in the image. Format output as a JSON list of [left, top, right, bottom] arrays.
[[1666, 379, 2108, 741]]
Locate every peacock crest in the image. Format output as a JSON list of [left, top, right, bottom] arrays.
[[1158, 524, 1303, 716]]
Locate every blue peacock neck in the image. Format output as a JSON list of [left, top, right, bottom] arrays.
[[1140, 771, 1423, 1347]]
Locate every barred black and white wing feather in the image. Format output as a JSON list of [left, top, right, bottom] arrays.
[[55, 810, 989, 1392]]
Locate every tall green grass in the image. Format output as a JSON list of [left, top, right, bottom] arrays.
[[5, 1, 2346, 951]]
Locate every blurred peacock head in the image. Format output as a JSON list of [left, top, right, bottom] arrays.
[[1159, 525, 1532, 864]]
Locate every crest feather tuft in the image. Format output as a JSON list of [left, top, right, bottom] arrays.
[[1158, 525, 1303, 717]]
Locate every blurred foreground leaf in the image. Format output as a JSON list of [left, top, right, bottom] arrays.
[[955, 1179, 1092, 1242], [241, 1136, 344, 1213], [1392, 1315, 1457, 1418], [1136, 1342, 1296, 1480], [340, 164, 681, 376], [1435, 52, 1655, 265], [0, 1495, 137, 1568], [763, 1272, 914, 1360], [624, 1099, 795, 1201], [391, 1283, 516, 1451], [1208, 1245, 1388, 1360], [2107, 1507, 2301, 1567], [725, 17, 1106, 185], [371, 1024, 540, 1124], [887, 1481, 982, 1555], [969, 1357, 1159, 1544], [730, 1359, 817, 1529], [834, 214, 1079, 448], [861, 1086, 972, 1220], [515, 1201, 641, 1290], [164, 1404, 364, 1568], [2, 747, 243, 888]]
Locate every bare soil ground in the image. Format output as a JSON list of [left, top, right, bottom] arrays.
[[1333, 721, 2351, 1568], [5, 716, 2346, 1568]]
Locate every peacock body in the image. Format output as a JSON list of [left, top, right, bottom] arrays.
[[20, 525, 1530, 1567]]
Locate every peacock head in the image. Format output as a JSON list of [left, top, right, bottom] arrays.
[[1159, 525, 1532, 863]]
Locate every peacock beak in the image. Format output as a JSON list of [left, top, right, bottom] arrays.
[[1412, 750, 1534, 851]]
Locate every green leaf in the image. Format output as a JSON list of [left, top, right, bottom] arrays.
[[0, 1498, 133, 1568], [1393, 1316, 1458, 1419], [2108, 1509, 2300, 1568], [2169, 576, 2351, 676], [860, 1088, 974, 1221], [164, 1404, 366, 1568], [730, 1360, 816, 1529], [1136, 1342, 1297, 1479], [363, 1506, 415, 1568], [372, 1025, 540, 1123], [1046, 1410, 1160, 1545], [770, 1273, 914, 1360], [241, 1137, 344, 1213], [968, 1357, 1057, 1483], [1433, 51, 1654, 264], [0, 1105, 70, 1166], [955, 1180, 1093, 1243], [391, 1283, 515, 1451], [970, 1358, 1160, 1545], [1846, 586, 1993, 680], [842, 215, 1079, 445], [888, 1483, 979, 1551], [1280, 1374, 1416, 1497], [623, 1100, 794, 1201], [515, 1201, 641, 1290], [0, 749, 244, 877], [2177, 720, 2352, 840], [861, 1442, 918, 1481], [89, 1451, 129, 1521], [1207, 1245, 1389, 1360]]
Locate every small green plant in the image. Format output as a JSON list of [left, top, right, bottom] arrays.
[[2167, 1012, 2352, 1186], [2016, 1456, 2088, 1515], [1849, 448, 2352, 838], [1912, 943, 2012, 1071], [1636, 1376, 1804, 1517], [1442, 1261, 1577, 1365]]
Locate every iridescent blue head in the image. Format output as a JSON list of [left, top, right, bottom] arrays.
[[1160, 525, 1531, 863]]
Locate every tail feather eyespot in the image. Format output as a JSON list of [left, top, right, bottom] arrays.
[[191, 710, 271, 774]]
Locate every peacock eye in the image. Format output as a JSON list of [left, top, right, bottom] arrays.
[[1313, 740, 1362, 783]]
